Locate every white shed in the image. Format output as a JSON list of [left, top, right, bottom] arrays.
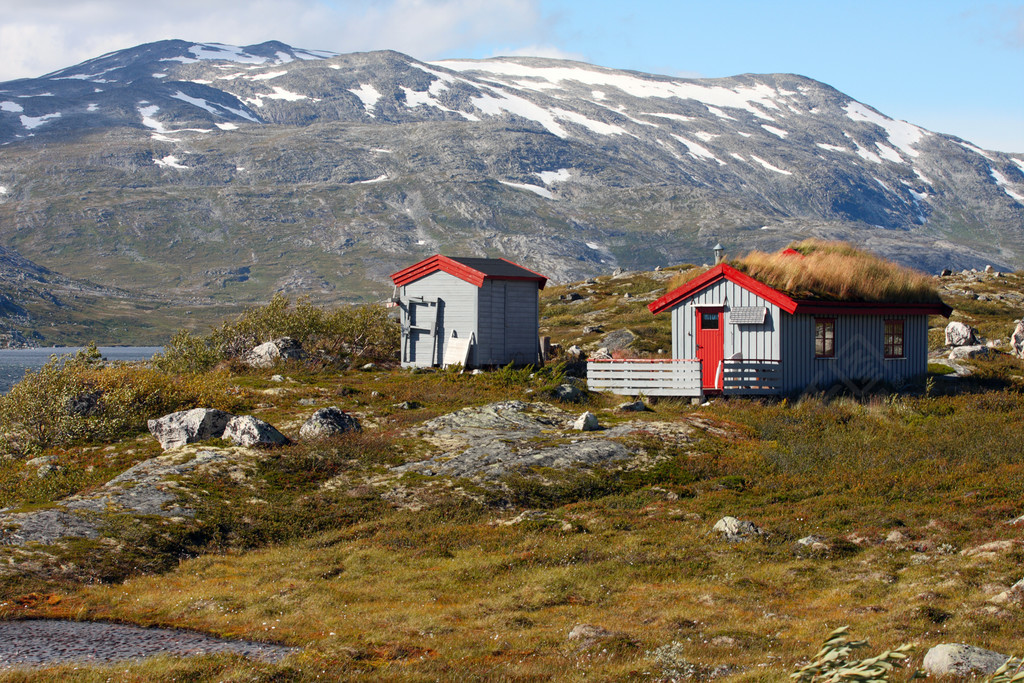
[[390, 255, 548, 368]]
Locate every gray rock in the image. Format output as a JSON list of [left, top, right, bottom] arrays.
[[391, 401, 632, 480], [949, 344, 990, 360], [985, 265, 994, 273], [269, 374, 285, 382], [573, 411, 599, 431], [0, 509, 101, 546], [299, 407, 361, 440], [923, 644, 1009, 677], [392, 401, 421, 410], [553, 383, 583, 402], [147, 408, 233, 450], [244, 337, 305, 369], [1011, 321, 1024, 359], [713, 516, 764, 542], [583, 325, 603, 334], [601, 328, 637, 352], [989, 578, 1024, 604], [945, 321, 977, 347], [617, 400, 649, 412], [223, 415, 289, 447], [25, 455, 58, 478], [361, 363, 377, 371]]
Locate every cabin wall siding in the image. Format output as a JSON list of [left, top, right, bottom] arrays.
[[399, 272, 479, 367], [401, 274, 539, 368], [780, 314, 929, 393], [668, 279, 781, 361]]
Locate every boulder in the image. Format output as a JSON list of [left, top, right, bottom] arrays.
[[923, 644, 1009, 677], [147, 408, 233, 450], [223, 415, 289, 447], [617, 400, 649, 412], [601, 329, 637, 352], [244, 337, 306, 369], [299, 407, 361, 440], [949, 344, 990, 360], [940, 268, 953, 277], [553, 383, 583, 402], [990, 578, 1024, 605], [945, 321, 977, 347], [573, 411, 599, 431], [1011, 321, 1024, 359], [712, 516, 764, 542]]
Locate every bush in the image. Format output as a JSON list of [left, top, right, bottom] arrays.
[[0, 345, 247, 456], [152, 295, 400, 372]]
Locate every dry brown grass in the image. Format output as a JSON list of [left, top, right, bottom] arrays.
[[732, 240, 942, 303]]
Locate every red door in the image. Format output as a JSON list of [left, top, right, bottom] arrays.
[[695, 307, 724, 391]]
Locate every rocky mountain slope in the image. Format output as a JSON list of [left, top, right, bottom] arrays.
[[0, 40, 1021, 338]]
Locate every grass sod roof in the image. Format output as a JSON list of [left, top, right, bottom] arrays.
[[667, 240, 944, 304]]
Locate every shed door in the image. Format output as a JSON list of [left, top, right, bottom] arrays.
[[695, 307, 724, 391], [407, 299, 439, 365]]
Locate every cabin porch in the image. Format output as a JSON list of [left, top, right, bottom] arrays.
[[586, 358, 783, 398]]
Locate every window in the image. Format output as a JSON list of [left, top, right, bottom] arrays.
[[884, 319, 905, 359], [701, 311, 720, 330], [815, 318, 835, 358]]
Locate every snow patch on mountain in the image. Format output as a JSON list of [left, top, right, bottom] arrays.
[[0, 102, 23, 113], [535, 169, 571, 184], [499, 180, 553, 198], [671, 134, 723, 164], [955, 140, 995, 161], [816, 143, 847, 152], [355, 174, 389, 184], [472, 88, 566, 137], [438, 59, 785, 121], [155, 155, 189, 170], [190, 44, 267, 64], [750, 155, 792, 175], [1012, 159, 1024, 174], [246, 87, 309, 107], [250, 71, 288, 81], [349, 84, 381, 114], [643, 112, 694, 123], [20, 113, 61, 130], [87, 103, 99, 112], [215, 122, 238, 130], [551, 108, 627, 136], [172, 91, 222, 116], [844, 101, 926, 158], [991, 168, 1024, 203], [402, 86, 479, 121]]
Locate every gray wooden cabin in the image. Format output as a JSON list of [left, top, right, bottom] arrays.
[[390, 255, 548, 368], [589, 262, 951, 397]]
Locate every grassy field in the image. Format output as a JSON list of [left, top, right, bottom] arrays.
[[0, 270, 1021, 681]]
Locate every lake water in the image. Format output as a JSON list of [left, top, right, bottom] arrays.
[[0, 347, 162, 393]]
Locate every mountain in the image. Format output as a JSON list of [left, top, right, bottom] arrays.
[[0, 40, 1022, 339]]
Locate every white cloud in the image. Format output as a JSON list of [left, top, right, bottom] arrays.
[[488, 45, 586, 62], [0, 0, 546, 81]]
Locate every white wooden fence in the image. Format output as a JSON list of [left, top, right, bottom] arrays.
[[586, 359, 703, 397], [587, 358, 784, 397]]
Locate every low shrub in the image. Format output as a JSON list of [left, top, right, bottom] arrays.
[[0, 345, 246, 457], [152, 295, 400, 373]]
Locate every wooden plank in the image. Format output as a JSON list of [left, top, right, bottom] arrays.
[[443, 334, 473, 369]]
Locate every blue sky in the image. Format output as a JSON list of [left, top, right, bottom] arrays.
[[1, 0, 1021, 151]]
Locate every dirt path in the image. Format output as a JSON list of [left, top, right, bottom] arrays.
[[0, 619, 297, 669]]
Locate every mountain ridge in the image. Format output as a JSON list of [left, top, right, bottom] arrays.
[[0, 40, 1021, 341]]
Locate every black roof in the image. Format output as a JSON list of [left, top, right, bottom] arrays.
[[448, 257, 545, 280]]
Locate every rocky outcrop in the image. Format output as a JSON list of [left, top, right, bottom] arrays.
[[223, 415, 289, 447], [299, 407, 361, 440], [949, 344, 990, 360], [392, 400, 703, 482], [944, 322, 977, 347], [712, 516, 764, 542], [147, 408, 233, 450], [243, 337, 306, 369], [922, 644, 1010, 677], [1011, 320, 1024, 359]]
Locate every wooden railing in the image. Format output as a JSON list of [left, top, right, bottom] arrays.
[[722, 359, 782, 395], [586, 359, 703, 397]]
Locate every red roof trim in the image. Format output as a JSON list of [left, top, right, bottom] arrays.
[[648, 263, 799, 315], [792, 301, 953, 317], [391, 255, 548, 289]]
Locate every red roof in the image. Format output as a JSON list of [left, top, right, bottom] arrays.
[[391, 255, 548, 289], [648, 263, 952, 317]]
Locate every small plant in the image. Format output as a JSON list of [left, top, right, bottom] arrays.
[[790, 627, 916, 683], [986, 657, 1024, 683]]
